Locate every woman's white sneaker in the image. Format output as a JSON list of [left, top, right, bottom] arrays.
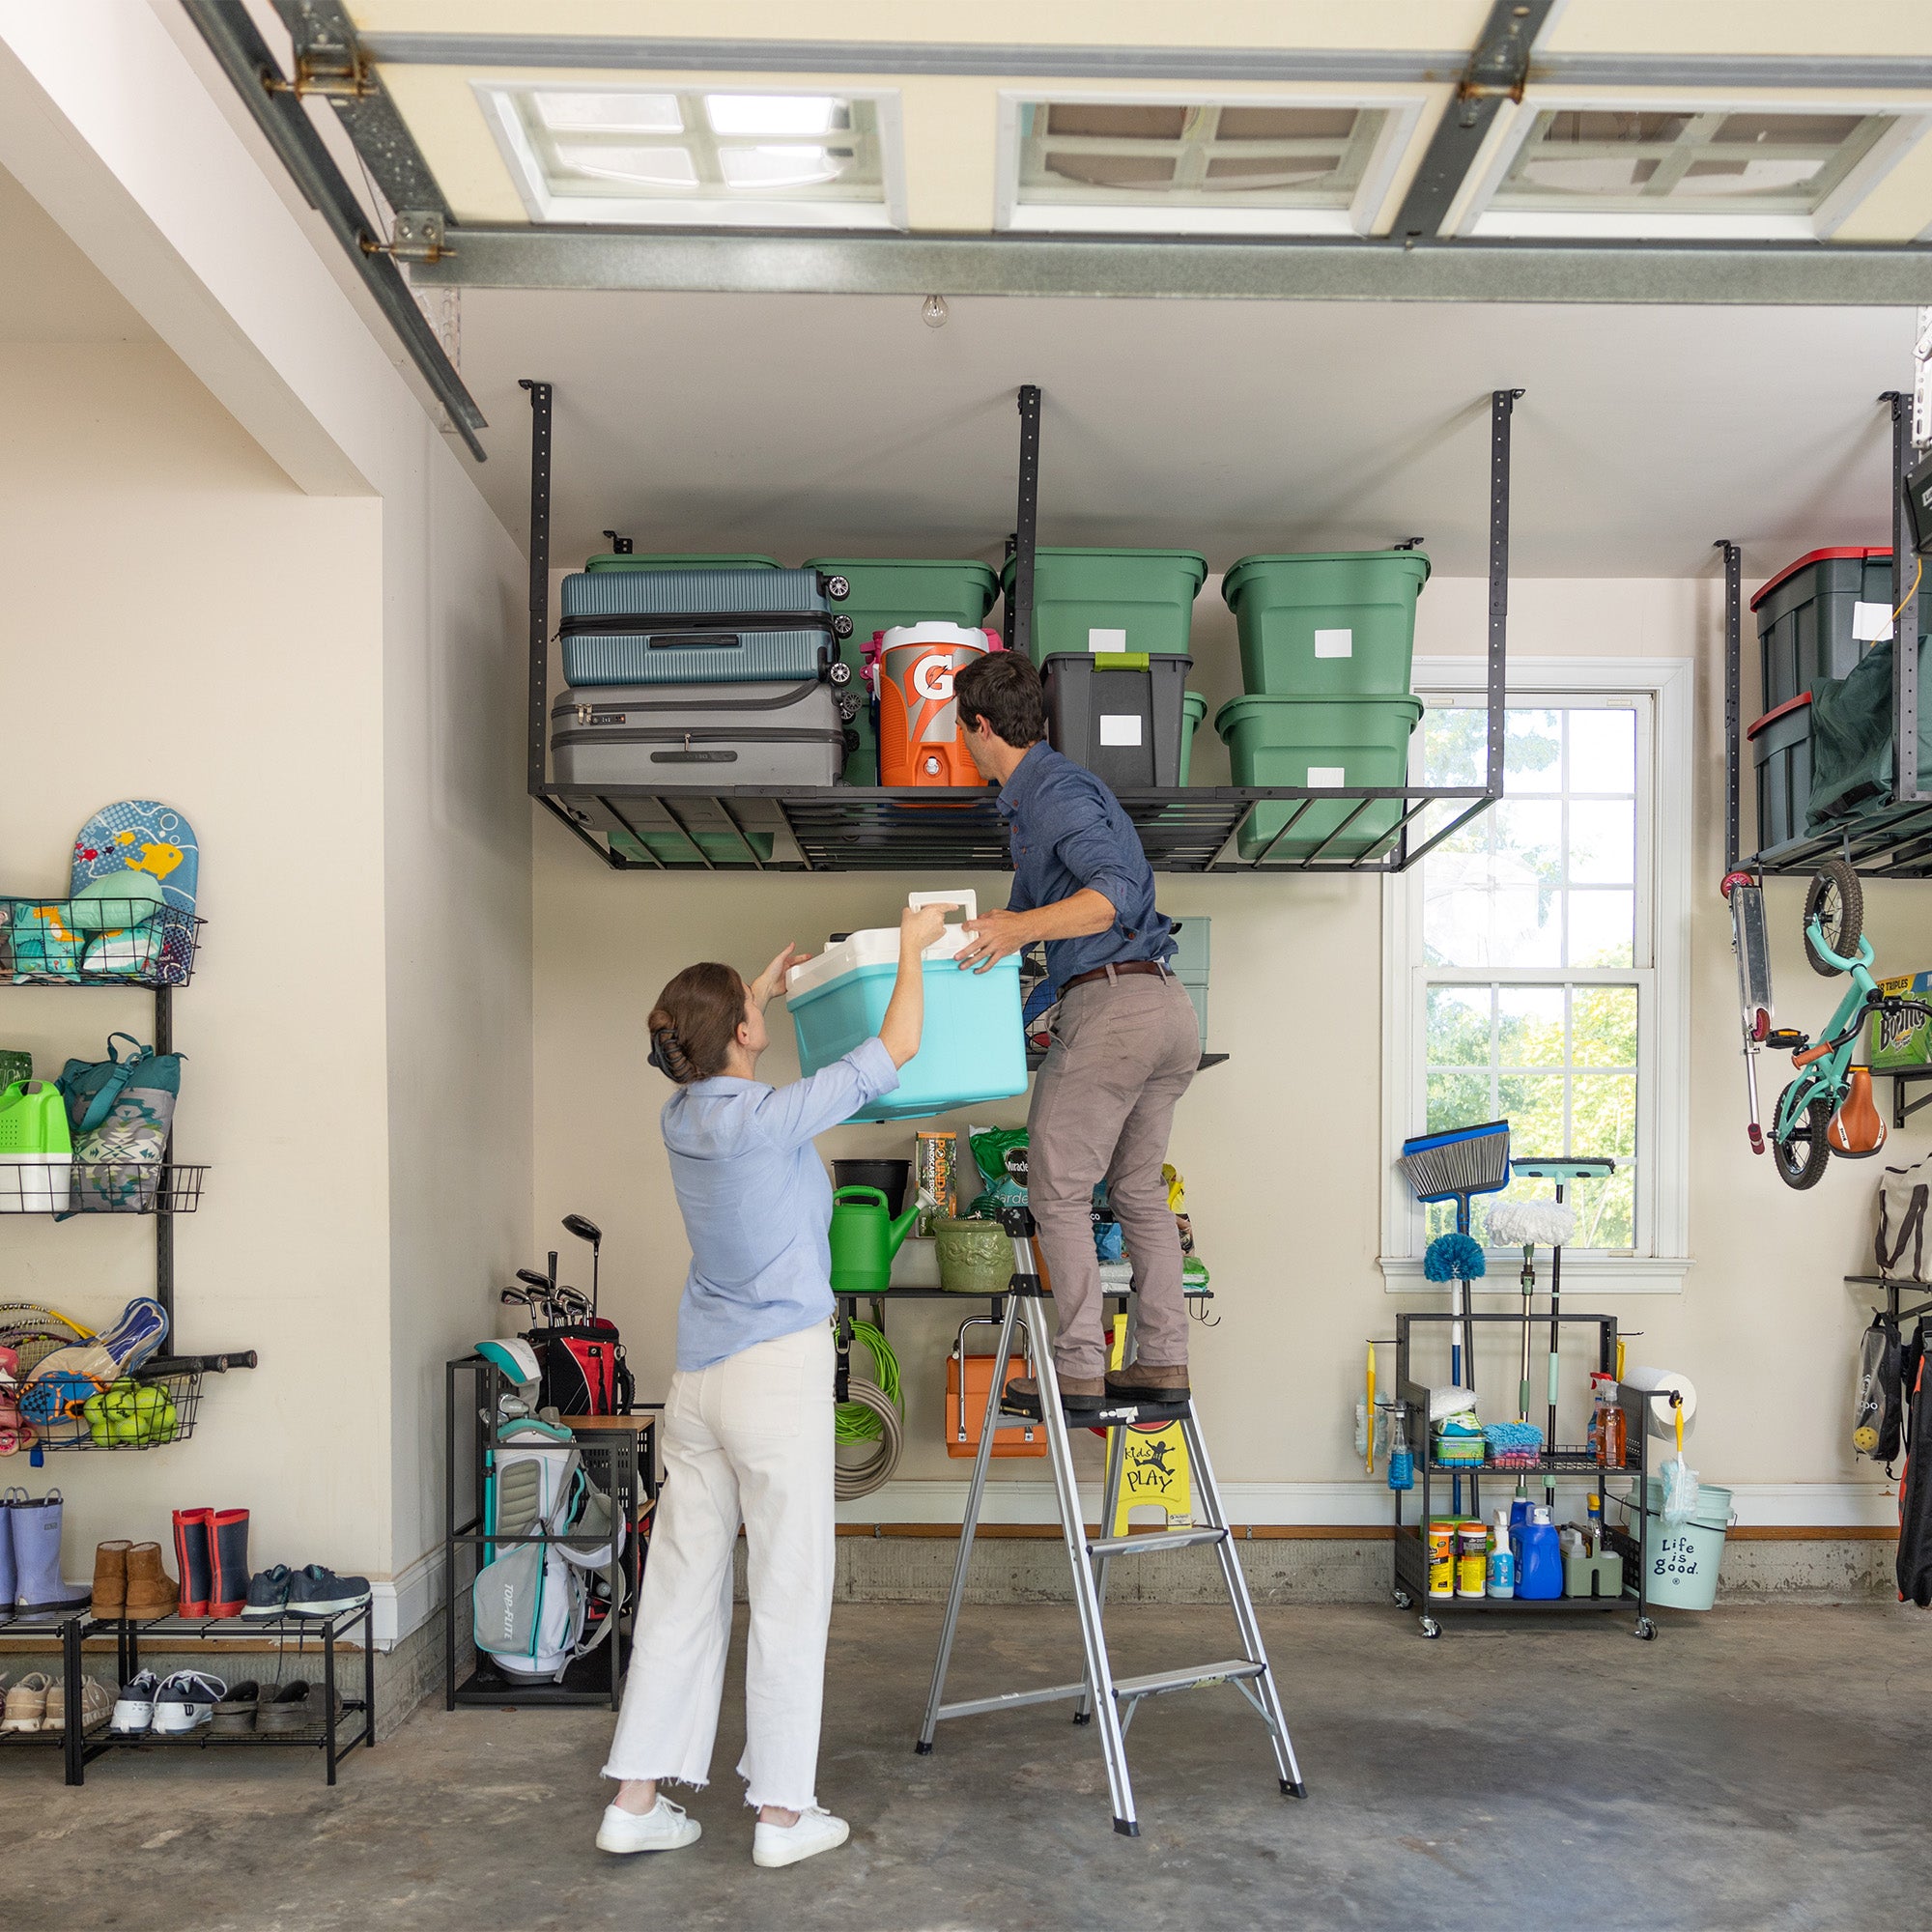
[[596, 1795, 701, 1855], [753, 1808, 850, 1869]]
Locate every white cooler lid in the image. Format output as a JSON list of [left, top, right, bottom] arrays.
[[786, 891, 979, 997]]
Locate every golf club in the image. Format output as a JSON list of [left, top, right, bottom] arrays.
[[563, 1213, 603, 1317]]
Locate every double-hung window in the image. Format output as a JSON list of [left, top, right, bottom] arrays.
[[1383, 660, 1690, 1289]]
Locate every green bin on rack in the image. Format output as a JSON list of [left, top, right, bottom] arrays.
[[584, 552, 782, 572], [1215, 693, 1423, 862], [1221, 550, 1431, 697], [1001, 547, 1208, 668], [1179, 692, 1208, 786], [806, 557, 1002, 783], [611, 827, 776, 868]]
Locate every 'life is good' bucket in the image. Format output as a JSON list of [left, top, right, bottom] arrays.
[[1632, 1479, 1735, 1611]]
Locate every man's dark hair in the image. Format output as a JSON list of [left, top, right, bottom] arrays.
[[955, 651, 1046, 749]]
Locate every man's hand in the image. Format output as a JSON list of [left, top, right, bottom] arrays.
[[750, 943, 804, 1008], [954, 908, 1035, 974]]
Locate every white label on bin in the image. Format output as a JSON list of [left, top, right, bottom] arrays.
[[1099, 714, 1143, 746], [1314, 627, 1353, 658], [1088, 628, 1127, 652], [1307, 765, 1347, 787], [1853, 600, 1894, 642]]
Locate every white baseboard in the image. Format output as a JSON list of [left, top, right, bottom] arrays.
[[836, 1479, 1900, 1530], [370, 1546, 446, 1649]]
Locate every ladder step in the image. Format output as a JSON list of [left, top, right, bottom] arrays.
[[1086, 1527, 1227, 1558], [1113, 1660, 1266, 1702]]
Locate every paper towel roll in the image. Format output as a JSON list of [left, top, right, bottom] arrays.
[[1625, 1366, 1697, 1441]]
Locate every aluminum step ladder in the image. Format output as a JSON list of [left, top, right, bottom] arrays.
[[916, 1208, 1305, 1836]]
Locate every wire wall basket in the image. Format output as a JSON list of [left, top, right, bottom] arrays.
[[11, 1353, 257, 1454], [0, 1162, 208, 1215], [0, 898, 203, 988]]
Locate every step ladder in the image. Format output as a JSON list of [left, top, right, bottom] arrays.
[[916, 1208, 1305, 1836]]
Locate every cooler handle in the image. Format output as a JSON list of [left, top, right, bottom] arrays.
[[909, 890, 976, 923]]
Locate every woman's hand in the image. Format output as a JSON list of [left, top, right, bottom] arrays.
[[901, 903, 953, 953], [750, 943, 804, 1009]]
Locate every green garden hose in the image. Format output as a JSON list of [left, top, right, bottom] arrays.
[[836, 1321, 901, 1443]]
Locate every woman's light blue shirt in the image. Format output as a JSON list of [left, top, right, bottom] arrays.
[[663, 1037, 900, 1372]]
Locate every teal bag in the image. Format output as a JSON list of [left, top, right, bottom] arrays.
[[56, 1036, 185, 1216], [56, 1034, 158, 1135]]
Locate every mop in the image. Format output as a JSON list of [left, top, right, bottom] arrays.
[[1401, 1120, 1512, 1514], [1484, 1200, 1575, 1490]]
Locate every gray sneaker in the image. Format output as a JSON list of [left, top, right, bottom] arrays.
[[286, 1564, 371, 1617], [241, 1565, 293, 1621]]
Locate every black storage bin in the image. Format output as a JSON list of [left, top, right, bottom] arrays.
[[1041, 652, 1192, 789], [1751, 547, 1921, 713], [1747, 692, 1813, 852]]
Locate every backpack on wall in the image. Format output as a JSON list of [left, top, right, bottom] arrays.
[[472, 1415, 625, 1682], [1854, 1311, 1907, 1469]]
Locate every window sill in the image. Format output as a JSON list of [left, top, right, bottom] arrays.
[[1379, 1255, 1691, 1295]]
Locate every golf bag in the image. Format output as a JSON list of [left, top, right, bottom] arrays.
[[472, 1415, 625, 1681], [534, 1321, 634, 1418]]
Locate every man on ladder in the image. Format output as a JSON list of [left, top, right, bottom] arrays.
[[923, 651, 1303, 1835], [952, 650, 1198, 1415]]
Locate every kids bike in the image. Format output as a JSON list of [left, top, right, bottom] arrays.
[[1763, 859, 1932, 1191]]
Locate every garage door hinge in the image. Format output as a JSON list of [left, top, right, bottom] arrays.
[[362, 212, 453, 266]]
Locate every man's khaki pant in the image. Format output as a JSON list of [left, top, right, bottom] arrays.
[[1027, 970, 1200, 1383]]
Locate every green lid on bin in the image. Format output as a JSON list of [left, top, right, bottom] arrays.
[[585, 552, 782, 572], [999, 547, 1208, 592], [1221, 549, 1431, 607]]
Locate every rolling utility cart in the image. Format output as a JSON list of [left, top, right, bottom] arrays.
[[1391, 1310, 1662, 1639], [442, 1353, 657, 1711]]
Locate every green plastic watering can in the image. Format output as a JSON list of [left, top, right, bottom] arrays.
[[830, 1184, 922, 1296]]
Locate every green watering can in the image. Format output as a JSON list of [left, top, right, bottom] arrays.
[[829, 1184, 922, 1296]]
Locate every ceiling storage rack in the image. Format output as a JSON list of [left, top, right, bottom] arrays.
[[1723, 390, 1931, 881], [525, 380, 1515, 874]]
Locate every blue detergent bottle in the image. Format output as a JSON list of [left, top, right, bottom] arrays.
[[1514, 1502, 1564, 1601]]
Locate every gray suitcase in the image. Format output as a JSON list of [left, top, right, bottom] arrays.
[[557, 565, 851, 687], [550, 679, 853, 786]]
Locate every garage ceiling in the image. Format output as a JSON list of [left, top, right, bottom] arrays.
[[459, 288, 1913, 579]]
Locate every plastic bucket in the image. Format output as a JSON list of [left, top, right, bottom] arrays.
[[1002, 548, 1208, 667], [1222, 550, 1430, 698], [877, 624, 995, 786], [809, 560, 1002, 783], [1633, 1479, 1734, 1611], [1179, 692, 1207, 785], [832, 1158, 910, 1218], [1215, 693, 1423, 861]]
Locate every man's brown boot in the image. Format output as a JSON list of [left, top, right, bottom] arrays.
[[1002, 1373, 1106, 1417], [122, 1542, 180, 1620], [91, 1541, 130, 1617], [1104, 1361, 1191, 1404]]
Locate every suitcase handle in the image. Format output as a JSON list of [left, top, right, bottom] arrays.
[[559, 611, 853, 640]]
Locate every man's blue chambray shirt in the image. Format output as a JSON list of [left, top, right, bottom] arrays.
[[998, 741, 1176, 993]]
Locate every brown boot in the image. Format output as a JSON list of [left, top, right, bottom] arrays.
[[1105, 1361, 1191, 1405], [121, 1542, 180, 1621], [1002, 1373, 1106, 1417], [90, 1541, 130, 1617]]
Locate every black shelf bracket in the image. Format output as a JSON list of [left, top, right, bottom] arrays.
[[1886, 388, 1927, 808], [1718, 539, 1743, 878]]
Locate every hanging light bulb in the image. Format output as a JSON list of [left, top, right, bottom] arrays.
[[922, 294, 949, 329]]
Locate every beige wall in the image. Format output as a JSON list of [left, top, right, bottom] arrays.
[[534, 570, 1932, 1527], [0, 337, 531, 1613]]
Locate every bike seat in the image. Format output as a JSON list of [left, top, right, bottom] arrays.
[[1828, 1065, 1888, 1159]]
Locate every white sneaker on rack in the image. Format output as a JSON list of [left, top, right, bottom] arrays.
[[109, 1671, 158, 1735], [595, 1795, 701, 1855], [149, 1671, 224, 1736], [753, 1807, 849, 1869]]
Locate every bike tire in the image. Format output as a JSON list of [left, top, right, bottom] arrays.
[[1773, 1081, 1833, 1190], [1804, 860, 1862, 978]]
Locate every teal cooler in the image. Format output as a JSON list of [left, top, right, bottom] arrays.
[[785, 892, 1026, 1122], [1002, 547, 1207, 668], [1222, 549, 1431, 697], [1216, 693, 1423, 861], [807, 558, 1001, 784]]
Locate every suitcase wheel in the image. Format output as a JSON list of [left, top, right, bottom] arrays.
[[832, 613, 855, 639], [828, 658, 853, 686], [823, 574, 850, 600]]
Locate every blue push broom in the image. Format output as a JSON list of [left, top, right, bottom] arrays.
[[1400, 1121, 1513, 1512]]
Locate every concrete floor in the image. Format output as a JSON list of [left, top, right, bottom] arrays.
[[8, 1601, 1929, 1931]]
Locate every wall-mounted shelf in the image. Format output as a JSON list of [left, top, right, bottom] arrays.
[[521, 381, 1515, 877]]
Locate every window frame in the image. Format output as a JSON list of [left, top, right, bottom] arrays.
[[993, 88, 1424, 237], [1441, 90, 1932, 242], [1380, 656, 1692, 1294], [474, 80, 909, 231]]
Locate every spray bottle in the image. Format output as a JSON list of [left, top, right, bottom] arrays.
[[1486, 1508, 1516, 1599]]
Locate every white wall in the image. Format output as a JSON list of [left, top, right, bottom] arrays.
[[533, 573, 1932, 1529]]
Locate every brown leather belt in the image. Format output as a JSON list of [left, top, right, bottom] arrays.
[[1059, 960, 1173, 994]]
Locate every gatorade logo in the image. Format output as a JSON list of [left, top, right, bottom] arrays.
[[912, 654, 955, 702]]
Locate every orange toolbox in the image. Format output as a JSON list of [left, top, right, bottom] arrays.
[[945, 1315, 1045, 1459]]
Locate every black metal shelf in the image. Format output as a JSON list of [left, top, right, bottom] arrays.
[[2, 900, 203, 989], [0, 1162, 208, 1216], [523, 381, 1517, 877]]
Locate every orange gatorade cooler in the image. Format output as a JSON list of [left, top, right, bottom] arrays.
[[877, 622, 999, 786]]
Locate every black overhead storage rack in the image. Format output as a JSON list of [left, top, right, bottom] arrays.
[[523, 381, 1517, 874], [1724, 391, 1930, 881]]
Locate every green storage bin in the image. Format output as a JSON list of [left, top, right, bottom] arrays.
[[1221, 550, 1430, 697], [1216, 693, 1423, 862], [1747, 692, 1813, 852], [1171, 916, 1208, 1055], [806, 557, 1001, 783], [585, 552, 781, 572], [610, 827, 776, 868], [1750, 547, 1925, 713], [1179, 692, 1207, 785], [1000, 547, 1207, 668]]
